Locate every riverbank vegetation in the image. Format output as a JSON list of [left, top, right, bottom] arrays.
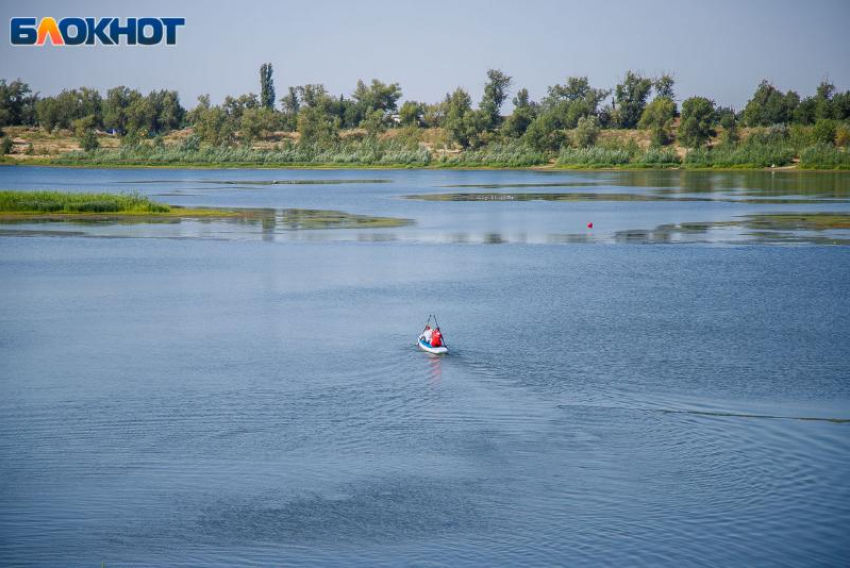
[[2, 67, 849, 169]]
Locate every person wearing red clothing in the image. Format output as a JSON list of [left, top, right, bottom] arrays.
[[431, 327, 443, 347]]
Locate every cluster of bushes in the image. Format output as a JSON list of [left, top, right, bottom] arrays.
[[52, 138, 433, 167]]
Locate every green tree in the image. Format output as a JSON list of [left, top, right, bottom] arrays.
[[350, 79, 402, 128], [572, 115, 600, 147], [103, 87, 142, 134], [812, 118, 837, 145], [443, 88, 479, 148], [223, 93, 260, 121], [654, 74, 675, 100], [72, 114, 98, 138], [362, 109, 386, 136], [399, 101, 424, 126], [833, 91, 850, 120], [814, 81, 835, 120], [36, 87, 102, 132], [125, 96, 158, 135], [190, 95, 235, 146], [240, 107, 278, 143], [523, 112, 567, 151], [297, 106, 339, 145], [280, 87, 301, 131], [296, 86, 339, 145], [678, 97, 716, 148], [1, 136, 13, 155], [150, 90, 185, 132], [614, 71, 653, 128], [79, 129, 99, 151], [719, 113, 739, 146], [502, 88, 536, 137], [260, 63, 275, 110], [479, 69, 512, 131], [0, 79, 38, 127], [541, 76, 609, 129], [742, 80, 800, 126], [639, 96, 676, 146]]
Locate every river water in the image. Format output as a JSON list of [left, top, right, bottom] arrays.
[[1, 167, 849, 566]]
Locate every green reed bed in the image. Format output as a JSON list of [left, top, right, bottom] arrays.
[[798, 144, 850, 169], [556, 147, 633, 167], [0, 190, 171, 214], [554, 146, 680, 168], [683, 144, 796, 168], [435, 143, 549, 168]]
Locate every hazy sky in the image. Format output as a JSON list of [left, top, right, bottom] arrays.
[[2, 0, 849, 110]]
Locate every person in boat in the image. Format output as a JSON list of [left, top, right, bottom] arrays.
[[430, 327, 443, 348], [421, 324, 433, 344]]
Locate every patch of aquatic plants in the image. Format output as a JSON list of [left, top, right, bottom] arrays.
[[278, 209, 411, 229], [0, 190, 170, 214], [739, 212, 850, 231], [638, 214, 850, 245]]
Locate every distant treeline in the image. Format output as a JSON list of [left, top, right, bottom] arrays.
[[1, 64, 850, 167]]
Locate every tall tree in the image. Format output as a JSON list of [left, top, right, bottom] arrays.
[[103, 86, 142, 134], [479, 69, 512, 130], [189, 95, 235, 146], [639, 96, 676, 146], [295, 85, 339, 145], [0, 79, 38, 127], [280, 87, 301, 130], [541, 76, 609, 129], [654, 74, 675, 100], [502, 88, 535, 137], [444, 88, 477, 148], [614, 71, 653, 128], [260, 63, 275, 110], [678, 97, 716, 148], [36, 87, 102, 132], [742, 80, 799, 126], [350, 79, 402, 128], [399, 101, 424, 126]]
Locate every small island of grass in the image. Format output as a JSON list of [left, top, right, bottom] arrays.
[[0, 190, 244, 219], [0, 190, 411, 229]]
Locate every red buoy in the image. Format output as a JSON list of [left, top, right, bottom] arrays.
[[587, 222, 593, 229]]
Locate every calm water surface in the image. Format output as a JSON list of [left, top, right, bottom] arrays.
[[1, 168, 849, 566]]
